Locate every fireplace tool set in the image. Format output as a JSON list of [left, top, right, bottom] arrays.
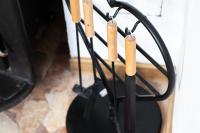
[[65, 0, 175, 133]]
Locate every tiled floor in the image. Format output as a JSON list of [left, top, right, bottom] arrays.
[[0, 48, 85, 133], [0, 19, 94, 133]]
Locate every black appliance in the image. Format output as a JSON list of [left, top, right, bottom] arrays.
[[0, 0, 51, 111]]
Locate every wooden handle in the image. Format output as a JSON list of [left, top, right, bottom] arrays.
[[107, 20, 118, 62], [70, 0, 81, 23], [83, 0, 94, 37], [125, 35, 136, 76]]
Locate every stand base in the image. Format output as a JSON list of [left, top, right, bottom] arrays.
[[66, 83, 161, 133], [0, 73, 34, 111]]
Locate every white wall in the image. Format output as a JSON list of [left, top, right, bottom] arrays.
[[63, 0, 187, 66], [173, 0, 200, 132]]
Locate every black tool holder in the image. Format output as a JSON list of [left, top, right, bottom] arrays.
[[65, 0, 175, 133]]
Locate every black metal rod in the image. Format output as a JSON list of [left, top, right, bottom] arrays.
[[112, 62, 117, 111], [136, 45, 167, 76], [90, 38, 97, 82], [95, 52, 124, 83], [93, 5, 109, 21], [77, 23, 114, 101], [131, 20, 141, 33], [80, 20, 97, 82], [106, 7, 122, 20], [124, 75, 136, 133], [113, 7, 122, 18], [136, 72, 160, 96], [76, 23, 83, 90], [83, 38, 97, 120], [111, 61, 121, 133]]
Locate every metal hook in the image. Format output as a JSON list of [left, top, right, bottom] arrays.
[[131, 20, 141, 33], [106, 7, 122, 21], [113, 7, 122, 18], [125, 27, 131, 36], [106, 12, 112, 21]]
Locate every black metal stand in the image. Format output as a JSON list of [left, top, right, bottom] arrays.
[[76, 23, 83, 90], [82, 37, 99, 120], [67, 81, 161, 133], [90, 38, 97, 82], [65, 0, 176, 133], [124, 75, 136, 133]]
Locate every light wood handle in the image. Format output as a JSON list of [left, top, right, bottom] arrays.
[[70, 0, 81, 23], [107, 20, 118, 62], [125, 35, 136, 76], [83, 0, 94, 37]]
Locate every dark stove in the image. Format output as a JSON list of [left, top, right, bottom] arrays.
[[0, 0, 53, 111]]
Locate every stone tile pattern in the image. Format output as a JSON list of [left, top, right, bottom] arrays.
[[0, 19, 95, 133], [0, 47, 77, 133], [0, 40, 95, 133]]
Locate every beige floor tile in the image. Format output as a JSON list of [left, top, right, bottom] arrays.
[[0, 112, 19, 133]]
